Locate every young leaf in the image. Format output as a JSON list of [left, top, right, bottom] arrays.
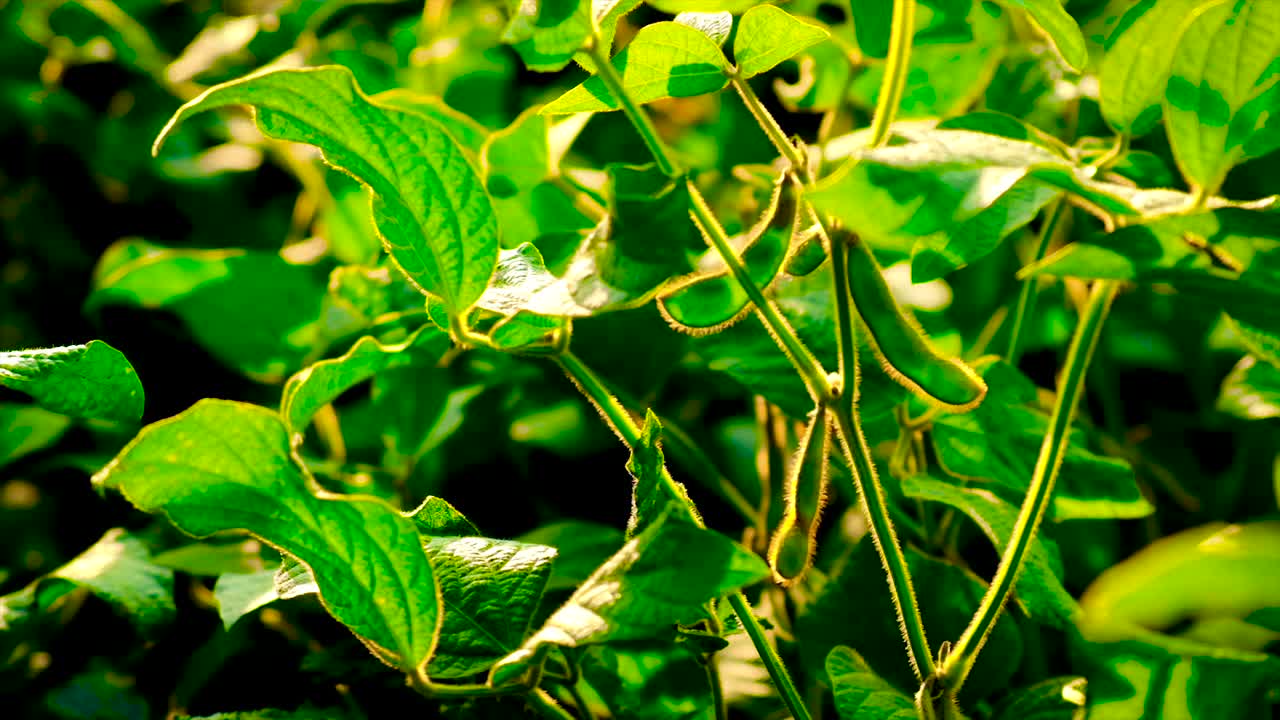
[[279, 325, 451, 447], [997, 0, 1087, 73], [901, 475, 1077, 627], [0, 340, 143, 423], [626, 411, 698, 537], [153, 66, 499, 316], [733, 5, 829, 79], [1219, 355, 1280, 420], [409, 495, 481, 537], [92, 399, 441, 672], [675, 11, 733, 47], [491, 506, 768, 685], [826, 646, 918, 720], [89, 240, 327, 383], [541, 22, 731, 114], [1099, 0, 1206, 136], [1163, 0, 1280, 194], [0, 529, 174, 637]]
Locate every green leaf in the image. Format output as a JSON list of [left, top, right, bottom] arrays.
[[424, 536, 556, 678], [372, 90, 489, 154], [212, 569, 278, 630], [518, 521, 625, 591], [409, 496, 481, 537], [0, 341, 143, 423], [501, 0, 592, 73], [0, 529, 174, 637], [648, 0, 760, 11], [175, 709, 357, 720], [92, 400, 441, 672], [733, 5, 829, 79], [580, 644, 715, 719], [481, 106, 550, 199], [996, 0, 1087, 73], [1099, 0, 1206, 136], [826, 646, 917, 720], [931, 360, 1153, 522], [990, 677, 1088, 720], [0, 404, 73, 469], [153, 66, 499, 316], [1218, 355, 1280, 420], [491, 506, 768, 685], [152, 540, 266, 576], [901, 474, 1077, 626], [279, 325, 451, 447], [675, 11, 733, 47], [627, 411, 698, 538], [1163, 0, 1280, 194], [89, 240, 327, 383], [541, 22, 730, 114]]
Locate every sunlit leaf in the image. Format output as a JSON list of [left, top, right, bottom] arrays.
[[826, 646, 917, 720], [0, 341, 143, 423], [733, 5, 828, 79]]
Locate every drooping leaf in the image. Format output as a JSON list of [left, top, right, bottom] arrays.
[[92, 400, 441, 672], [153, 66, 499, 316], [996, 0, 1087, 73], [541, 22, 731, 114], [0, 341, 143, 423], [1219, 355, 1280, 420], [0, 529, 174, 637], [733, 5, 829, 79], [826, 646, 918, 720], [901, 474, 1077, 627], [1163, 0, 1280, 194], [89, 240, 328, 383], [930, 360, 1153, 522], [1099, 0, 1207, 136], [491, 507, 768, 685], [279, 325, 451, 447]]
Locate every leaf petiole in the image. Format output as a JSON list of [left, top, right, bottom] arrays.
[[584, 35, 679, 177]]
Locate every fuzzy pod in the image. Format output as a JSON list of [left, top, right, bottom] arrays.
[[767, 405, 832, 585]]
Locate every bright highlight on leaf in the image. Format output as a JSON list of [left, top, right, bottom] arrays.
[[0, 341, 143, 423], [733, 5, 829, 79]]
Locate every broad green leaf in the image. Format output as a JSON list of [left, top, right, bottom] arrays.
[[1228, 316, 1280, 368], [481, 106, 550, 199], [627, 411, 698, 538], [501, 0, 591, 73], [491, 507, 768, 685], [423, 536, 557, 678], [410, 496, 481, 537], [660, 174, 797, 331], [1218, 354, 1280, 420], [279, 325, 451, 447], [989, 677, 1087, 720], [796, 541, 1022, 704], [89, 240, 327, 383], [826, 646, 917, 720], [1163, 0, 1280, 194], [0, 529, 174, 637], [320, 176, 381, 266], [541, 22, 730, 114], [152, 540, 266, 576], [153, 66, 499, 316], [1099, 0, 1207, 136], [733, 5, 828, 79], [518, 521, 625, 591], [0, 341, 142, 423], [581, 644, 715, 719], [931, 360, 1152, 522], [901, 475, 1077, 626], [92, 399, 441, 672], [372, 90, 489, 154], [0, 405, 72, 469], [997, 0, 1087, 73], [676, 11, 733, 47], [212, 569, 278, 630]]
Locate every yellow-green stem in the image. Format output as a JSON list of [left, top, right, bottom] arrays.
[[731, 76, 807, 171], [940, 280, 1119, 691], [1005, 199, 1066, 364], [586, 39, 678, 177], [868, 0, 917, 149]]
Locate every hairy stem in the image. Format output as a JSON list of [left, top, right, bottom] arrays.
[[556, 352, 813, 720], [687, 181, 834, 404], [829, 235, 935, 682], [529, 687, 578, 720], [1005, 199, 1066, 365], [868, 0, 916, 149], [586, 38, 678, 177], [940, 280, 1119, 691], [731, 76, 807, 171]]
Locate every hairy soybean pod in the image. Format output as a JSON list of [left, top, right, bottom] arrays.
[[767, 405, 832, 585], [838, 230, 987, 411], [659, 175, 800, 334], [1079, 521, 1280, 649]]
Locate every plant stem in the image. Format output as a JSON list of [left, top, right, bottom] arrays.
[[1005, 199, 1066, 365], [687, 181, 835, 404], [868, 0, 916, 149], [828, 235, 935, 682], [731, 76, 807, 171], [726, 592, 813, 720], [939, 280, 1119, 691], [555, 352, 813, 720], [529, 688, 578, 720], [586, 39, 678, 177]]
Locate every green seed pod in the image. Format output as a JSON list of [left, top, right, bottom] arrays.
[[659, 175, 800, 334], [837, 230, 987, 411], [784, 223, 827, 276], [767, 405, 832, 585], [1079, 521, 1280, 649]]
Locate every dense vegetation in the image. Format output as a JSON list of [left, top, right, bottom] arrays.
[[2, 0, 1279, 718]]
